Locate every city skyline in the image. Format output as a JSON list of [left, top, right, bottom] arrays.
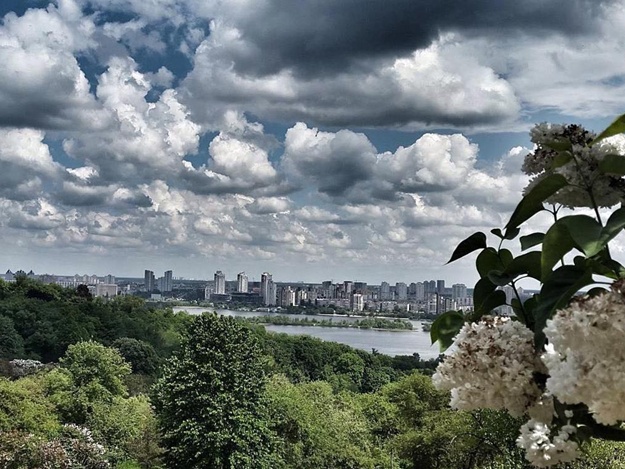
[[1, 1, 625, 283], [1, 266, 473, 287], [4, 267, 478, 313], [2, 266, 471, 288]]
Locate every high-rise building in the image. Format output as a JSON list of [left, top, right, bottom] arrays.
[[214, 271, 226, 295], [424, 280, 436, 295], [396, 282, 408, 301], [415, 282, 425, 300], [343, 281, 354, 296], [105, 274, 116, 285], [351, 293, 364, 312], [497, 285, 516, 316], [237, 272, 248, 293], [437, 279, 445, 294], [280, 286, 296, 307], [269, 281, 277, 307], [380, 281, 390, 300], [452, 283, 467, 300], [163, 270, 173, 293], [95, 283, 118, 298], [261, 272, 276, 306], [144, 270, 155, 292]]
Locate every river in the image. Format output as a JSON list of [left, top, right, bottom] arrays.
[[173, 307, 442, 359]]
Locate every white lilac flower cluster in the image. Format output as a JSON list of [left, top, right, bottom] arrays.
[[8, 359, 45, 377], [543, 286, 625, 425], [516, 417, 580, 467], [432, 316, 540, 416], [63, 424, 107, 455], [523, 123, 625, 208]]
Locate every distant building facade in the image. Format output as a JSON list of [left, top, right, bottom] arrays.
[[214, 271, 226, 295], [261, 272, 276, 306], [237, 272, 248, 293], [144, 270, 155, 292], [95, 283, 118, 298], [163, 270, 173, 293]]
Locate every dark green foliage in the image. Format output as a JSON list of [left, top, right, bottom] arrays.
[[241, 314, 413, 330], [152, 314, 276, 469], [113, 338, 161, 376], [0, 278, 191, 362], [0, 316, 24, 359], [252, 327, 437, 392]]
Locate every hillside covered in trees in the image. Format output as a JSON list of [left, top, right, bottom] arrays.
[[1, 278, 625, 468]]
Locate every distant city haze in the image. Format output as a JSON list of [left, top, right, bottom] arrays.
[[3, 267, 532, 317]]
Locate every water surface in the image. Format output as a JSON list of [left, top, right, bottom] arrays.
[[174, 307, 441, 358]]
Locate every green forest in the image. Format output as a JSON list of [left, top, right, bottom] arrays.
[[1, 277, 625, 468]]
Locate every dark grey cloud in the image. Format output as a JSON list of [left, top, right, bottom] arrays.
[[55, 182, 113, 207], [281, 124, 479, 204], [232, 0, 612, 76], [282, 125, 378, 197], [53, 181, 154, 208]]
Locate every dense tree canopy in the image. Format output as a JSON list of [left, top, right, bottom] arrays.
[[0, 279, 624, 468], [0, 278, 192, 362], [152, 314, 276, 469]]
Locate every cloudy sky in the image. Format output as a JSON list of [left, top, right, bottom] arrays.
[[0, 0, 624, 284]]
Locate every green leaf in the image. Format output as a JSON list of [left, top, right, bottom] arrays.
[[533, 265, 594, 347], [472, 277, 507, 319], [510, 298, 526, 324], [541, 222, 576, 280], [505, 174, 568, 231], [476, 248, 513, 281], [582, 254, 623, 280], [546, 141, 572, 152], [520, 232, 545, 251], [430, 310, 465, 351], [491, 227, 521, 240], [503, 226, 521, 240], [479, 290, 507, 316], [505, 251, 542, 281], [558, 215, 603, 257], [487, 270, 516, 286], [591, 113, 625, 145], [476, 248, 503, 278], [598, 154, 625, 176], [522, 295, 538, 327], [599, 206, 625, 251], [551, 150, 573, 168], [473, 277, 497, 313], [499, 249, 514, 267], [446, 232, 487, 264]]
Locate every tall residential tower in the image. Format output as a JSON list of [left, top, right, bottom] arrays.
[[237, 272, 248, 293], [214, 271, 226, 295]]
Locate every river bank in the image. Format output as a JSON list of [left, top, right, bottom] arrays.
[[173, 306, 441, 358], [239, 314, 413, 330]]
